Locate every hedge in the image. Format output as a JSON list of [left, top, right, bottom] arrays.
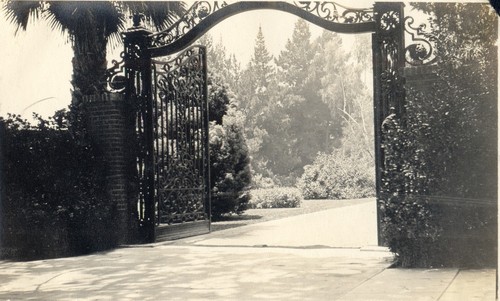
[[0, 113, 117, 260], [248, 188, 303, 209]]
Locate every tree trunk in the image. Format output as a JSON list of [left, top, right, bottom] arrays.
[[68, 21, 109, 138], [71, 25, 108, 104]]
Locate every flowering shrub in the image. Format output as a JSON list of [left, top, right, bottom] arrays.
[[248, 188, 303, 209]]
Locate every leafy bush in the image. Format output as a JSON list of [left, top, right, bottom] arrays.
[[209, 73, 252, 218], [1, 113, 116, 260], [251, 173, 276, 189], [379, 109, 443, 267], [209, 114, 251, 217], [431, 201, 497, 267], [380, 3, 497, 268], [297, 150, 375, 200], [381, 96, 497, 268], [248, 188, 303, 209]]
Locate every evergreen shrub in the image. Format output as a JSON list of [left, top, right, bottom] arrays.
[[208, 74, 252, 218], [209, 117, 251, 218], [248, 188, 302, 209], [0, 113, 116, 260], [380, 109, 445, 267], [381, 2, 498, 268], [381, 95, 497, 268]]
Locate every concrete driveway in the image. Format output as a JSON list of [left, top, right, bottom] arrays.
[[0, 199, 494, 300], [0, 245, 392, 301], [186, 199, 378, 248]]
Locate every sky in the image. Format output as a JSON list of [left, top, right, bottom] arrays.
[[0, 14, 73, 118], [0, 0, 483, 119]]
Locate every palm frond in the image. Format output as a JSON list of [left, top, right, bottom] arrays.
[[3, 0, 43, 34], [121, 1, 187, 31], [45, 1, 122, 38], [44, 1, 78, 35]]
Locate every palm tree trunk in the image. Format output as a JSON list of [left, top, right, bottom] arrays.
[[68, 22, 108, 138], [71, 25, 108, 104]]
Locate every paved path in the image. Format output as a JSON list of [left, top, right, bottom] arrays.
[[0, 199, 495, 300], [188, 200, 378, 248], [0, 246, 392, 301], [339, 268, 496, 301]]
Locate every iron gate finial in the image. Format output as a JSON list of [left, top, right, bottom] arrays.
[[131, 13, 145, 28]]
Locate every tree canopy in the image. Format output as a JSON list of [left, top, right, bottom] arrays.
[[220, 20, 375, 188]]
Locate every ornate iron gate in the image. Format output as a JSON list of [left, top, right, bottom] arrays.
[[105, 1, 435, 244], [152, 46, 211, 240], [106, 25, 211, 242]]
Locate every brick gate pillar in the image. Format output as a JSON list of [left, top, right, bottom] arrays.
[[84, 93, 137, 245]]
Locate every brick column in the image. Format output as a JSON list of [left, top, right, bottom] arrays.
[[84, 93, 137, 244]]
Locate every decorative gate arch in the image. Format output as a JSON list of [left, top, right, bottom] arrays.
[[106, 1, 435, 244]]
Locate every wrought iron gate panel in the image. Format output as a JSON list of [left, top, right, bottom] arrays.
[[372, 2, 406, 245], [152, 46, 210, 225]]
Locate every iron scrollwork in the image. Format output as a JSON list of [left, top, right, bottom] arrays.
[[105, 52, 127, 93], [153, 46, 209, 224], [372, 3, 406, 245], [105, 28, 152, 93], [379, 10, 399, 31], [404, 16, 437, 66], [150, 1, 227, 48], [294, 1, 373, 24], [374, 4, 405, 113]]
